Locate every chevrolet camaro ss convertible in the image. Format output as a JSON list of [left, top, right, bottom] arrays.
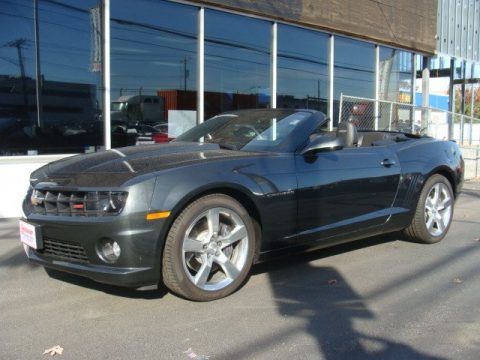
[[20, 109, 464, 301]]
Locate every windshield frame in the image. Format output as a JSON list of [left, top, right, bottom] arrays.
[[175, 109, 326, 153]]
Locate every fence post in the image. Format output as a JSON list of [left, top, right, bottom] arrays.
[[469, 116, 473, 145], [460, 115, 464, 145], [477, 147, 479, 179], [427, 107, 431, 136], [389, 102, 393, 131], [338, 93, 344, 124], [411, 103, 415, 134]]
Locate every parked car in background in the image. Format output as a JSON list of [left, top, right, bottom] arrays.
[[134, 123, 174, 145]]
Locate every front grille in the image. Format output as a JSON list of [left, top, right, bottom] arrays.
[[39, 237, 89, 263], [31, 189, 127, 217]]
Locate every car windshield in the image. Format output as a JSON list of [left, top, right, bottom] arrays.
[[111, 102, 126, 111], [176, 109, 312, 152]]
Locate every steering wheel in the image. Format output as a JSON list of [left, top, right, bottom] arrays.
[[234, 124, 265, 140]]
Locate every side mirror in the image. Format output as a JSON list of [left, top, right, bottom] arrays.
[[301, 136, 344, 156]]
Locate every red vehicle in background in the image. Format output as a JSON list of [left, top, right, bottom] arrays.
[[135, 123, 175, 145]]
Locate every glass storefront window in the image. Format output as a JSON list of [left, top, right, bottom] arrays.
[[277, 24, 328, 113], [111, 0, 197, 146], [1, 0, 102, 156], [0, 0, 35, 155], [379, 47, 413, 103], [204, 10, 270, 119], [334, 37, 375, 123]]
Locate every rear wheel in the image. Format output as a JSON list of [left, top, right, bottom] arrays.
[[162, 194, 255, 301], [404, 174, 454, 244]]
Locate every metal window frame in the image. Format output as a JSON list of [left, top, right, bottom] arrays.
[[328, 34, 334, 130], [374, 45, 380, 130], [102, 0, 111, 150], [197, 7, 204, 124], [270, 21, 277, 109]]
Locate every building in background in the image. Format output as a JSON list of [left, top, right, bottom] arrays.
[[0, 0, 478, 217]]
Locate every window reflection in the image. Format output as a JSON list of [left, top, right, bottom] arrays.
[[378, 47, 413, 131], [379, 47, 413, 103], [334, 37, 375, 123], [0, 0, 102, 156], [204, 10, 270, 119], [277, 24, 328, 113], [111, 0, 197, 147], [0, 0, 35, 155]]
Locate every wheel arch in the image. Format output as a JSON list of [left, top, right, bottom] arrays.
[[158, 184, 264, 266], [427, 166, 457, 198]]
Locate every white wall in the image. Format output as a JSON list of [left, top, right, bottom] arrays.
[[0, 155, 72, 218]]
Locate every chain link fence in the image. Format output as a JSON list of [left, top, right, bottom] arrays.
[[339, 94, 480, 146]]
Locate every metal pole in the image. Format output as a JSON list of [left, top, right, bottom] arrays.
[[183, 56, 187, 92], [270, 22, 277, 109], [460, 114, 464, 144], [447, 58, 455, 140], [374, 45, 379, 131], [34, 0, 43, 130], [469, 115, 473, 145], [102, 0, 111, 150], [460, 60, 466, 144], [410, 54, 416, 133], [421, 56, 430, 134], [389, 102, 393, 130], [328, 34, 334, 130], [469, 64, 475, 145], [197, 7, 204, 124], [338, 93, 343, 124]]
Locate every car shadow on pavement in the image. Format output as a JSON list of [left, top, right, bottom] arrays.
[[43, 268, 168, 300], [0, 246, 38, 269], [221, 234, 447, 360], [266, 263, 445, 360], [252, 233, 397, 276], [459, 190, 480, 199]]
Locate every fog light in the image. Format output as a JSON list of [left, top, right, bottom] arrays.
[[98, 239, 121, 263]]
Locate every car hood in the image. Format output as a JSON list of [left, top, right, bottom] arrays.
[[30, 142, 257, 187]]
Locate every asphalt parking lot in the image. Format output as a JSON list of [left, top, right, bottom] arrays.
[[1, 181, 479, 360]]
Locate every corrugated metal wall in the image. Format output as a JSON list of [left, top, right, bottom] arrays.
[[437, 0, 480, 63]]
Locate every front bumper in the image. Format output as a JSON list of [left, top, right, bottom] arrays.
[[23, 213, 167, 288], [26, 246, 156, 288]]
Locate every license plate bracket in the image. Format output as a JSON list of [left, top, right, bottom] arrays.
[[19, 220, 43, 250]]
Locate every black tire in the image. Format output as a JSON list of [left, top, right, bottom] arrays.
[[403, 174, 454, 244], [162, 194, 255, 301]]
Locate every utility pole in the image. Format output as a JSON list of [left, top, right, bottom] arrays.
[[317, 79, 320, 109], [183, 56, 189, 92], [7, 38, 29, 120]]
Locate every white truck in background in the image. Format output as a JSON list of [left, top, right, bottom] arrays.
[[111, 95, 165, 125]]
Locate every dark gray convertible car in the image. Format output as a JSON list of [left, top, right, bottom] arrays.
[[20, 109, 464, 301]]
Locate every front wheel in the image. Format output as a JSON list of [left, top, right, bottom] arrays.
[[404, 174, 454, 244], [162, 194, 255, 301]]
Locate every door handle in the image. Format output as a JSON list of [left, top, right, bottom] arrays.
[[381, 159, 396, 167]]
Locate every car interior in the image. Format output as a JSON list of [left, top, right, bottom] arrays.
[[312, 120, 413, 149]]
